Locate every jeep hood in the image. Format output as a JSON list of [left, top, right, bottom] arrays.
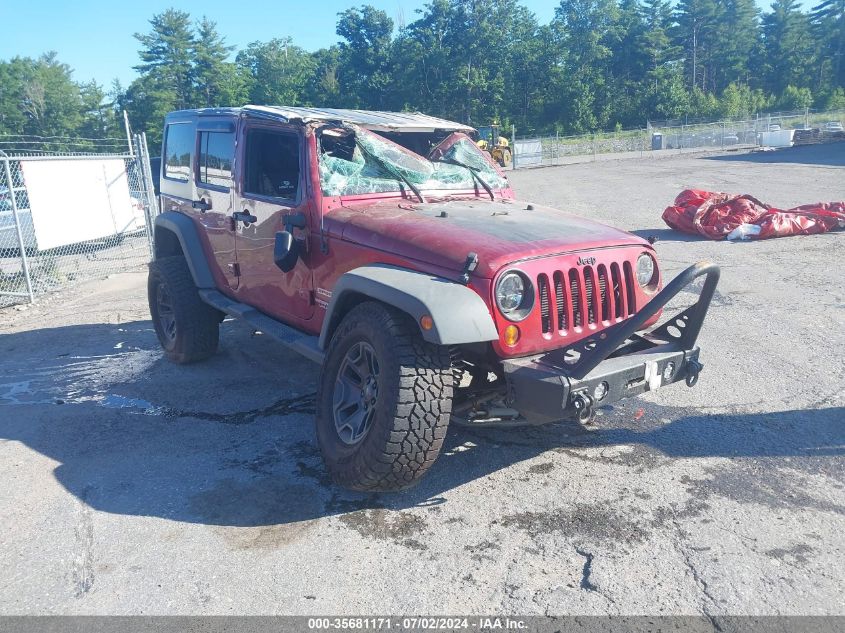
[[334, 198, 650, 278]]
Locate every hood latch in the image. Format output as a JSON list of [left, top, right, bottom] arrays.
[[460, 252, 479, 285]]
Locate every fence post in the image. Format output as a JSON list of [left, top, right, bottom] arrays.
[[135, 133, 159, 258], [555, 130, 559, 165], [511, 124, 517, 170], [2, 153, 35, 304], [592, 133, 597, 161], [123, 110, 134, 157]]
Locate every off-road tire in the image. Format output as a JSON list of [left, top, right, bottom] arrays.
[[316, 302, 454, 491], [148, 256, 220, 364]]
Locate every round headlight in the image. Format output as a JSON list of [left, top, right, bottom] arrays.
[[496, 272, 524, 312], [636, 253, 656, 287], [495, 271, 533, 321]]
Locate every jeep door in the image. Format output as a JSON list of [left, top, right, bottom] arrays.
[[193, 119, 239, 289], [161, 116, 238, 290], [233, 122, 314, 322]]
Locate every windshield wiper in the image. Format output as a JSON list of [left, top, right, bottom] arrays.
[[354, 139, 427, 204], [434, 158, 495, 201]]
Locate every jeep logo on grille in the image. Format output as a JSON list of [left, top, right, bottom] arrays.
[[577, 256, 596, 266]]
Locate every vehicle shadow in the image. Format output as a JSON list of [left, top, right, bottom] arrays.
[[1, 320, 842, 527], [703, 143, 845, 167]]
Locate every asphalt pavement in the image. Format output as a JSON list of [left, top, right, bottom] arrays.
[[1, 143, 843, 615]]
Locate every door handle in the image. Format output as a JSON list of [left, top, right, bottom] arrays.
[[232, 210, 258, 225], [192, 199, 211, 212]]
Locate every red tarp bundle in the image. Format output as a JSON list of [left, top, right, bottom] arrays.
[[662, 189, 845, 240]]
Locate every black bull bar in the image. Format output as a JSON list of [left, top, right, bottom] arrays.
[[502, 261, 721, 423]]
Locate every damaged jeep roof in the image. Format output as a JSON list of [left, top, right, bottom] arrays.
[[167, 105, 475, 134]]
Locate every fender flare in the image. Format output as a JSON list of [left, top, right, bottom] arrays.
[[319, 264, 500, 350], [153, 211, 216, 289]]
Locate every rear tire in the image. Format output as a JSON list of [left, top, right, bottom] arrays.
[[148, 256, 220, 364], [316, 302, 454, 491]]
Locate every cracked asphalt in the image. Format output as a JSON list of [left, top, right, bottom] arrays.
[[1, 144, 843, 615]]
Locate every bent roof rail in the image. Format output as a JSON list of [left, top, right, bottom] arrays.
[[164, 106, 475, 134]]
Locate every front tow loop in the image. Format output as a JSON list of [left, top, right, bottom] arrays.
[[686, 360, 703, 387], [572, 392, 595, 424]]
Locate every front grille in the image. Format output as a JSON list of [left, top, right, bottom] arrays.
[[553, 271, 567, 331], [538, 258, 637, 335], [538, 273, 551, 333]]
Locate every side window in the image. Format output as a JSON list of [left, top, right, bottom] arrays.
[[163, 123, 194, 181], [198, 131, 235, 189], [243, 129, 300, 200]]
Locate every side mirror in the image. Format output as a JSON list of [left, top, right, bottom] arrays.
[[274, 231, 299, 273]]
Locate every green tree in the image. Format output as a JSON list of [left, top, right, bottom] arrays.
[[17, 53, 83, 137], [811, 0, 845, 90], [0, 58, 32, 135], [336, 5, 395, 109], [711, 0, 762, 91], [719, 82, 769, 117], [551, 0, 621, 132], [78, 80, 120, 140], [306, 47, 342, 106], [193, 17, 239, 107], [134, 9, 195, 110], [506, 12, 552, 132], [674, 0, 719, 90], [121, 73, 177, 151], [236, 38, 316, 106], [762, 0, 815, 94], [392, 0, 533, 127], [777, 83, 813, 109], [641, 0, 682, 72]]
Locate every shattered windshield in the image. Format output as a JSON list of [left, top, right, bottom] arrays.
[[318, 126, 508, 197]]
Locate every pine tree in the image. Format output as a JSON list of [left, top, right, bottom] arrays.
[[674, 0, 719, 91], [134, 9, 195, 110], [552, 0, 621, 132], [811, 0, 845, 90], [193, 17, 236, 107], [762, 0, 815, 94], [641, 0, 682, 72], [236, 38, 316, 106], [711, 0, 762, 92]]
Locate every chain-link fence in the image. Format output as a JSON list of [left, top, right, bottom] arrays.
[[0, 133, 158, 308], [512, 108, 845, 169]]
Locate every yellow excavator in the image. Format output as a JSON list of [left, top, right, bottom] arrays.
[[476, 123, 512, 168]]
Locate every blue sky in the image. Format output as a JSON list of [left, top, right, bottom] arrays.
[[1, 0, 800, 88]]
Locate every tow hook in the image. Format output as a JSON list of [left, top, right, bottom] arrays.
[[572, 392, 595, 424], [686, 360, 703, 387]]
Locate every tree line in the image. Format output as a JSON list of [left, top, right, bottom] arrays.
[[2, 0, 844, 153]]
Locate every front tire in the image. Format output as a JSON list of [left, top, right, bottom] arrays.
[[316, 302, 454, 491], [148, 256, 220, 364]]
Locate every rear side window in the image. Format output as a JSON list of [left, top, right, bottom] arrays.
[[198, 131, 235, 189], [163, 123, 194, 181]]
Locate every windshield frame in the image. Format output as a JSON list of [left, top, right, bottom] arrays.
[[316, 124, 513, 202]]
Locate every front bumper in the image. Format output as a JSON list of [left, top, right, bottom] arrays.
[[501, 261, 719, 423]]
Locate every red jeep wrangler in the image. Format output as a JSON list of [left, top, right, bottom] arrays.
[[150, 106, 719, 491]]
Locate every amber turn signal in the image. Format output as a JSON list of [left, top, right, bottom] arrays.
[[420, 315, 434, 331], [503, 324, 520, 346]]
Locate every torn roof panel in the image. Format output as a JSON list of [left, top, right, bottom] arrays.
[[244, 106, 475, 133], [168, 105, 475, 134]]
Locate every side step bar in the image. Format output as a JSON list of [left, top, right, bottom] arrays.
[[198, 289, 324, 365]]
